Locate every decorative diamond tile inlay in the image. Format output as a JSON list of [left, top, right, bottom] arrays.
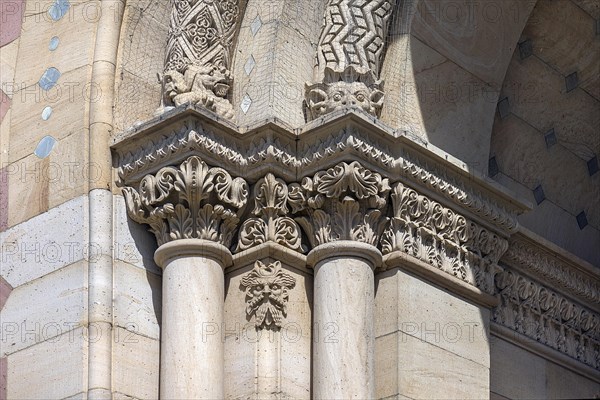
[[565, 72, 578, 92], [544, 129, 557, 148], [497, 97, 510, 119], [533, 185, 545, 205], [244, 55, 256, 76], [576, 211, 588, 230], [587, 155, 599, 176], [489, 156, 499, 177], [240, 94, 252, 114], [251, 16, 262, 36], [519, 40, 533, 60]]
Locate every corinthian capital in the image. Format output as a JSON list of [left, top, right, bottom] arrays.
[[237, 173, 304, 252], [122, 156, 248, 248], [288, 161, 390, 248]]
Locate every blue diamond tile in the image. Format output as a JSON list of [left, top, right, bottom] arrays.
[[565, 72, 578, 92], [544, 129, 557, 148], [576, 211, 588, 230], [519, 40, 533, 59], [533, 185, 545, 205], [489, 156, 499, 177], [587, 156, 599, 176], [497, 97, 510, 119]]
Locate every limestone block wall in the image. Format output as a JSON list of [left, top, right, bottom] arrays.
[[489, 0, 600, 266], [379, 0, 536, 173]]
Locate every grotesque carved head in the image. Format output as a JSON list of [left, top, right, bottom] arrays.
[[161, 69, 190, 107], [305, 80, 384, 120], [240, 260, 296, 330], [161, 64, 232, 107]]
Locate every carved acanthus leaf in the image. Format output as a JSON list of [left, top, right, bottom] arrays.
[[122, 156, 248, 247], [503, 237, 600, 306], [237, 173, 303, 252], [493, 268, 600, 369], [289, 161, 390, 248], [381, 183, 508, 294], [241, 261, 296, 330]]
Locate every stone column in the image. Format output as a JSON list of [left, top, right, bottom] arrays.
[[289, 161, 390, 399], [122, 156, 248, 399], [309, 241, 380, 399]]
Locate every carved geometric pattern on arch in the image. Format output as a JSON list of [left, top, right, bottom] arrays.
[[318, 0, 393, 76], [165, 0, 240, 72]]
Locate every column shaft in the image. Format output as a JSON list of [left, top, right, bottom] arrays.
[[155, 239, 231, 400], [310, 242, 379, 399]]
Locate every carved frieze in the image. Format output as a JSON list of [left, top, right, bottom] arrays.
[[381, 182, 509, 294], [161, 0, 243, 118], [237, 173, 304, 252], [503, 237, 600, 306], [288, 161, 390, 248], [122, 156, 248, 247], [493, 269, 600, 369], [113, 111, 525, 246], [306, 0, 394, 119], [241, 261, 296, 330]]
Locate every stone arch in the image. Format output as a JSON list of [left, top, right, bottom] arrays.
[[380, 0, 537, 173]]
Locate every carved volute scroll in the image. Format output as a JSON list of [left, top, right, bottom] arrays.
[[161, 0, 244, 118], [241, 261, 296, 330], [305, 0, 394, 120], [288, 161, 390, 249], [381, 182, 509, 294], [237, 173, 304, 252], [122, 156, 248, 248]]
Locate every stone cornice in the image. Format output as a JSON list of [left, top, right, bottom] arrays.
[[112, 105, 528, 237], [502, 229, 600, 312], [380, 182, 509, 296], [493, 266, 600, 370]]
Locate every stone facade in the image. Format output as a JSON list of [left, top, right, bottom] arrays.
[[0, 0, 599, 399]]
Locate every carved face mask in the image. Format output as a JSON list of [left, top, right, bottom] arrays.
[[241, 261, 296, 329], [306, 81, 384, 119]]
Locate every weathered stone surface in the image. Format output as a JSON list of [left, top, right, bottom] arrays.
[[490, 335, 600, 399], [0, 195, 86, 287], [411, 0, 535, 90], [0, 0, 24, 46], [7, 328, 86, 400], [224, 255, 312, 399], [112, 328, 160, 400], [376, 268, 491, 367], [1, 260, 87, 356], [378, 331, 490, 399], [113, 194, 160, 275], [523, 0, 600, 100], [9, 66, 90, 165], [113, 260, 161, 340]]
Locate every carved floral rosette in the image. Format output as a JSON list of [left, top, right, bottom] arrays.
[[122, 156, 248, 248], [241, 261, 296, 330], [493, 269, 600, 369], [381, 183, 509, 294], [237, 173, 304, 252], [288, 161, 390, 248]]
